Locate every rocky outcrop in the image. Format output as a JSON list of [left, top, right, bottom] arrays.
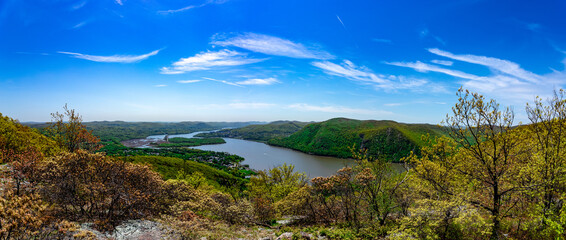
[[81, 220, 166, 240]]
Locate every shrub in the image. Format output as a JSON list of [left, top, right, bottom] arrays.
[[37, 150, 164, 229], [247, 164, 307, 223]]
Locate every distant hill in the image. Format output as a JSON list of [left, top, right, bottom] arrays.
[[25, 121, 258, 142], [195, 121, 310, 142], [268, 118, 447, 161]]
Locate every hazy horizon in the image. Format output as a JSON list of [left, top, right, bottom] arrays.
[[1, 0, 565, 124]]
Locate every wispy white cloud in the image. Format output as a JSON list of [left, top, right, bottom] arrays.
[[72, 21, 88, 29], [428, 48, 541, 83], [389, 48, 566, 103], [17, 52, 49, 56], [383, 103, 402, 107], [235, 77, 280, 85], [386, 75, 448, 93], [58, 49, 160, 63], [160, 49, 265, 74], [202, 77, 242, 87], [336, 15, 347, 30], [312, 60, 441, 92], [386, 61, 480, 80], [177, 80, 202, 84], [312, 60, 386, 83], [419, 28, 429, 38], [115, 0, 123, 5], [431, 59, 453, 66], [71, 1, 87, 11], [211, 33, 334, 60], [154, 84, 167, 87], [419, 27, 446, 45], [512, 19, 542, 32], [208, 0, 229, 3], [158, 0, 228, 14], [158, 5, 197, 14], [288, 103, 392, 116], [434, 36, 446, 46]]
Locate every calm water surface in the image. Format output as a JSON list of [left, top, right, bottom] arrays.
[[148, 132, 352, 177]]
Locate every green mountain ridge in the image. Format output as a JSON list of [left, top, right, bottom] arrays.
[[196, 120, 311, 142], [268, 117, 447, 161], [25, 121, 259, 142]]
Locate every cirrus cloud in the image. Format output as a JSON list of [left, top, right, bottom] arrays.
[[312, 60, 441, 92], [386, 60, 481, 80], [58, 49, 160, 63], [177, 80, 202, 84], [235, 77, 280, 85], [158, 0, 229, 14], [211, 33, 335, 60], [431, 59, 453, 66], [428, 48, 541, 83], [161, 49, 265, 74], [388, 48, 566, 103]]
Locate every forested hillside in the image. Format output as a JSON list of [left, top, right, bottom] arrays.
[[0, 114, 61, 162], [26, 121, 256, 142], [195, 121, 310, 142], [268, 118, 446, 161]]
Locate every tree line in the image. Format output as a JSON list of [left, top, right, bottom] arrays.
[[2, 88, 566, 239]]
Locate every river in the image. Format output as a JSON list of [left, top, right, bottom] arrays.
[[147, 132, 351, 177], [147, 131, 405, 177]]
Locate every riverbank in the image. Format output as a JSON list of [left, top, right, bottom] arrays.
[[120, 138, 166, 148]]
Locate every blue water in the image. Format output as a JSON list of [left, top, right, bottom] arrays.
[[148, 132, 351, 177]]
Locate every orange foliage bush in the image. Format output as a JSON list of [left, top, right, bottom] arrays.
[[0, 174, 94, 239], [37, 150, 164, 229], [161, 180, 252, 225]]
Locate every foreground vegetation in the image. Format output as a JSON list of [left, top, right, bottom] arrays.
[[3, 88, 566, 239]]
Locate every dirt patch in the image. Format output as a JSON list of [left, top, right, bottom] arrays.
[[121, 138, 166, 148]]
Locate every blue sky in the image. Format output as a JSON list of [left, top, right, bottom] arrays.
[[1, 0, 565, 123]]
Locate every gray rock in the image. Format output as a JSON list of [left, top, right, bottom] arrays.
[[276, 232, 294, 240], [275, 219, 292, 225], [80, 220, 166, 240], [300, 232, 313, 240]]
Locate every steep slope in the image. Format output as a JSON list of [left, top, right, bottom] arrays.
[[119, 155, 244, 190], [268, 118, 446, 161], [196, 121, 310, 142], [0, 113, 60, 162]]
